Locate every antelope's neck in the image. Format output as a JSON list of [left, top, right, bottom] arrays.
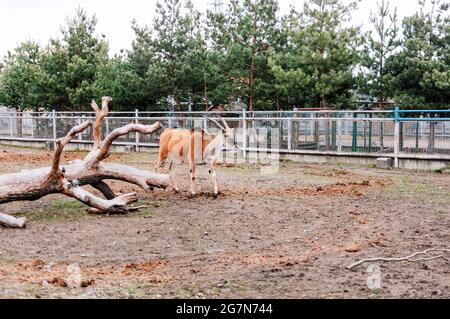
[[204, 133, 224, 159]]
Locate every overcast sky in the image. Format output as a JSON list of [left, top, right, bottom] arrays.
[[0, 0, 423, 59]]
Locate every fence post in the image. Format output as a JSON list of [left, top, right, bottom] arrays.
[[428, 120, 436, 155], [368, 113, 373, 152], [293, 107, 299, 150], [314, 112, 320, 150], [352, 112, 358, 152], [31, 112, 34, 139], [325, 113, 331, 151], [394, 107, 400, 168], [105, 116, 110, 136], [242, 108, 247, 159], [287, 117, 292, 150], [52, 110, 57, 149], [399, 122, 404, 152], [135, 109, 140, 152], [9, 111, 14, 137], [78, 115, 83, 142], [337, 116, 343, 152], [415, 120, 419, 152], [203, 117, 208, 134], [332, 114, 337, 151]]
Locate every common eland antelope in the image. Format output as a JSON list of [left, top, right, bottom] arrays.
[[154, 117, 238, 198]]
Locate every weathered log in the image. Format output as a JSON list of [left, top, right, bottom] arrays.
[[62, 180, 138, 211], [0, 212, 27, 228], [0, 96, 170, 228], [0, 159, 170, 205], [90, 181, 116, 200]]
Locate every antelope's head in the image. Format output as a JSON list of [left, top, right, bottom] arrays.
[[102, 96, 113, 103], [209, 117, 238, 152]]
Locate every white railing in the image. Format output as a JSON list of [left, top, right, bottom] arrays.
[[0, 109, 449, 167]]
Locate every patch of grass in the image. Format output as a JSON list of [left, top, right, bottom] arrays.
[[433, 167, 450, 174], [126, 200, 174, 219], [138, 200, 173, 209], [52, 199, 86, 210], [17, 199, 96, 223], [15, 198, 174, 223], [380, 177, 450, 204], [0, 143, 46, 150], [113, 152, 154, 164]]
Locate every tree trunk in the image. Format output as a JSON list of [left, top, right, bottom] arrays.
[[0, 97, 172, 228], [204, 66, 209, 111], [248, 12, 257, 113]]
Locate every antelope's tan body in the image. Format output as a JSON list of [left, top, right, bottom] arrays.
[[155, 119, 237, 197], [158, 128, 212, 165]]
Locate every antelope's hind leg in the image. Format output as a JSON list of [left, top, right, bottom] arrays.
[[189, 164, 196, 196], [168, 161, 180, 193], [154, 158, 165, 172], [154, 148, 169, 172]]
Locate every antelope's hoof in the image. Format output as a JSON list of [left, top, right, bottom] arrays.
[[174, 189, 180, 194], [213, 193, 218, 199]]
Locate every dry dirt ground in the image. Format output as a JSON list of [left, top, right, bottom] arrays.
[[0, 145, 449, 299]]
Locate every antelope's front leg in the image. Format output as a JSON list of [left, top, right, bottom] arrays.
[[154, 159, 163, 172], [190, 164, 196, 196], [207, 163, 219, 198]]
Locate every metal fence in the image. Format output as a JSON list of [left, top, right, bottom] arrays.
[[0, 108, 449, 167]]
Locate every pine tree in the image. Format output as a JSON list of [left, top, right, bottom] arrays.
[[359, 0, 400, 108], [270, 0, 361, 109], [28, 7, 109, 111], [60, 7, 109, 111], [387, 0, 450, 108], [126, 21, 169, 110], [179, 0, 208, 109], [208, 0, 281, 111], [0, 41, 43, 110], [148, 0, 187, 110]]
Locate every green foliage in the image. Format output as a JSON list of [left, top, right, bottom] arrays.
[[207, 0, 281, 111], [0, 8, 108, 111], [93, 56, 146, 111], [128, 0, 209, 110], [358, 0, 400, 107], [58, 8, 109, 111], [0, 41, 43, 110], [0, 0, 449, 111], [386, 0, 450, 108], [270, 0, 362, 109]]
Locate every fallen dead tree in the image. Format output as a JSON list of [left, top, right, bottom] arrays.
[[0, 97, 171, 228]]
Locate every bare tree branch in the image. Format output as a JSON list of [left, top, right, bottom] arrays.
[[90, 181, 116, 200], [347, 248, 450, 270], [0, 212, 27, 228], [51, 120, 92, 174], [91, 96, 111, 149], [0, 96, 170, 228], [95, 122, 162, 164], [62, 179, 138, 212]]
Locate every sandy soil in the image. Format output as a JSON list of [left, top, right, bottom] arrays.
[[0, 145, 449, 299]]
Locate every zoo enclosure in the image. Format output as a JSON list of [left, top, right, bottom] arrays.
[[0, 108, 449, 167]]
